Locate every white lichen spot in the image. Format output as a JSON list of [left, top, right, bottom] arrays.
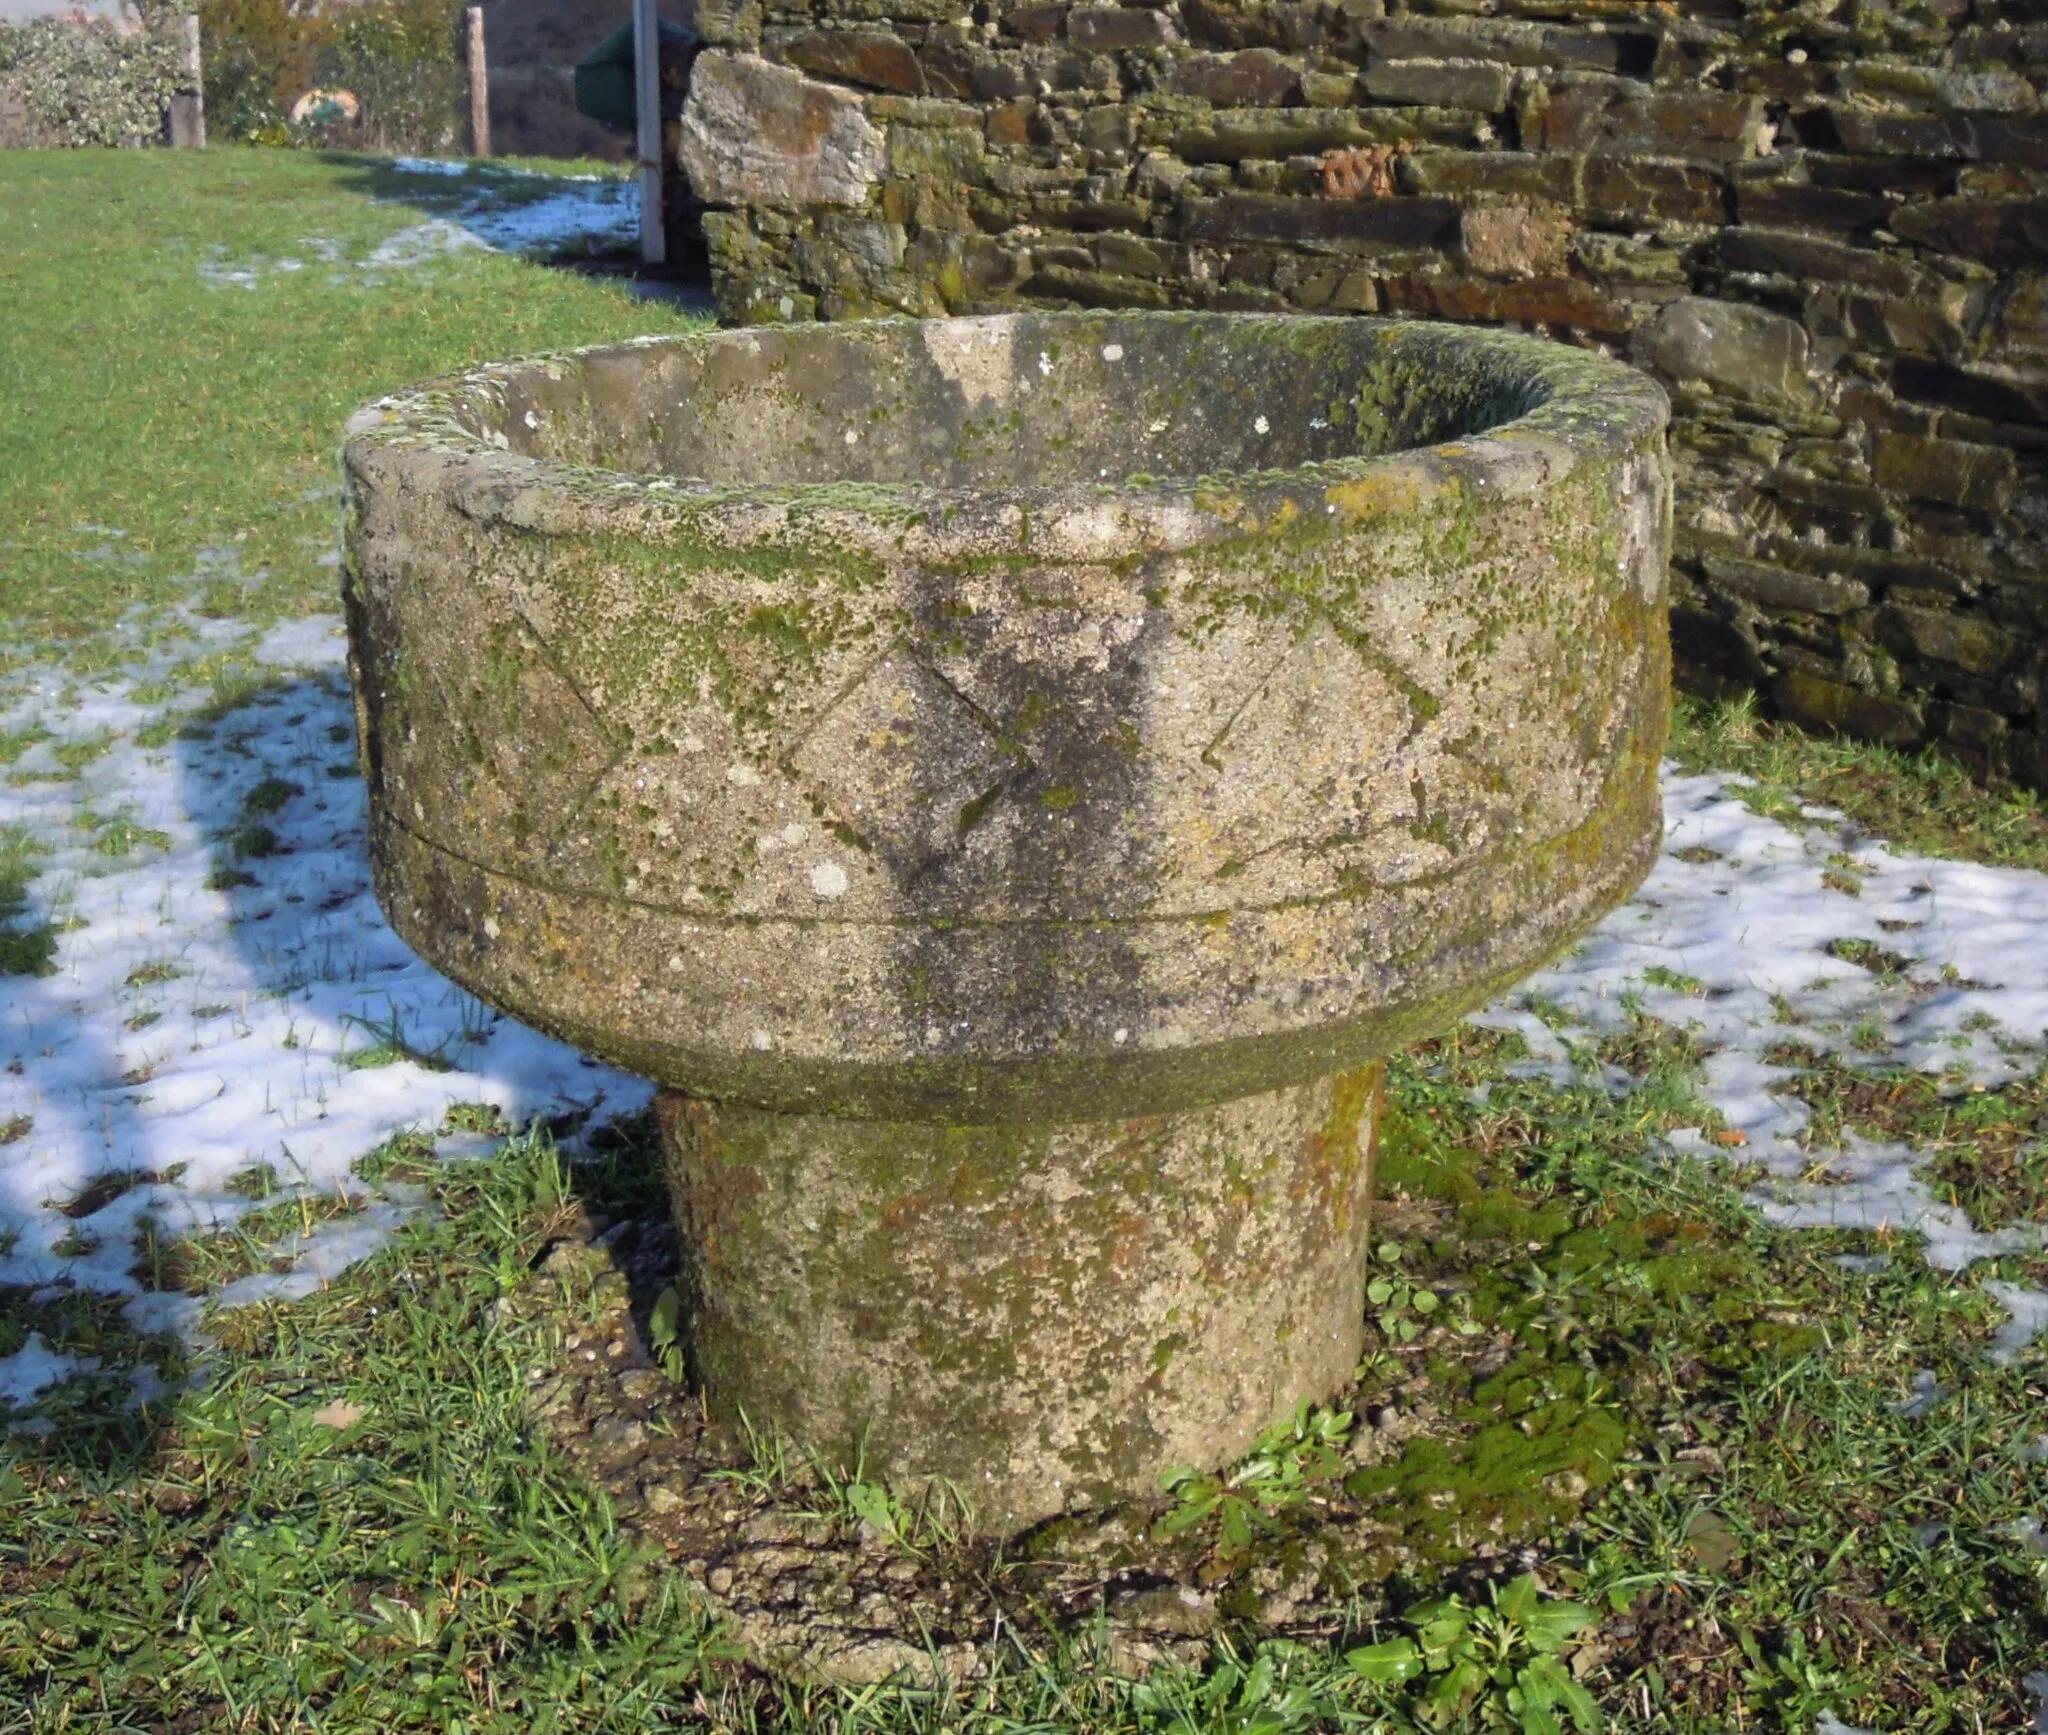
[[808, 861, 850, 899], [844, 428, 860, 445], [779, 822, 807, 847], [750, 1028, 774, 1051], [725, 762, 760, 787], [1253, 415, 1270, 435], [667, 953, 686, 972], [1113, 1027, 1129, 1044], [1101, 343, 1123, 362], [483, 916, 501, 940]]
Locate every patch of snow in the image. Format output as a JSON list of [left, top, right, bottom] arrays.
[[364, 219, 488, 270], [460, 183, 638, 256], [0, 615, 650, 1359], [1894, 1369, 1943, 1418], [1984, 1281, 2048, 1367], [1835, 1253, 1892, 1274], [0, 1331, 97, 1405], [2024, 1672, 2048, 1735], [1520, 771, 2048, 1093], [1487, 769, 2048, 1352], [213, 1198, 422, 1308], [433, 1132, 507, 1164], [199, 252, 263, 292], [197, 172, 640, 292], [1750, 1132, 2037, 1273], [254, 616, 348, 670]]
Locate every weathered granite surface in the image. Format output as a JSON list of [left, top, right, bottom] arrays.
[[341, 311, 1669, 1522], [664, 0, 2048, 789]]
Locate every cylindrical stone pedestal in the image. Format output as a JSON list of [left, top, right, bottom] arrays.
[[657, 1065, 1381, 1530]]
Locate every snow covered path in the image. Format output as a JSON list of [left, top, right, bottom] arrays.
[[0, 613, 2043, 1410]]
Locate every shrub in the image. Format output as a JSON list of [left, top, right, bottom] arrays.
[[318, 0, 463, 154], [197, 0, 462, 152], [197, 0, 328, 144], [0, 0, 189, 147]]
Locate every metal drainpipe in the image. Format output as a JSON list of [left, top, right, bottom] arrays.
[[633, 0, 667, 268]]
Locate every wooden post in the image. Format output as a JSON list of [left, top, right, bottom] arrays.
[[465, 6, 490, 158], [632, 0, 666, 268], [167, 12, 205, 147]]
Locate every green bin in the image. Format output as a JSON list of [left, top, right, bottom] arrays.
[[574, 19, 694, 134]]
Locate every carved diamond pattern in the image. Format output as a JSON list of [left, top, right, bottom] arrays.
[[789, 647, 1025, 874]]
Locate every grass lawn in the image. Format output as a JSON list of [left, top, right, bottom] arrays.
[[0, 148, 690, 651], [1669, 694, 2048, 879], [2, 148, 2045, 1735]]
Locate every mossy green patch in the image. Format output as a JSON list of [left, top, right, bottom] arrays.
[[1343, 1403, 1627, 1553]]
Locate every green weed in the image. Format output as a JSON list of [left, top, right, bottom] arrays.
[[243, 774, 302, 814], [1365, 1240, 1444, 1343], [1132, 1641, 1338, 1734], [82, 807, 172, 857], [1157, 1400, 1354, 1554], [647, 1282, 687, 1383], [50, 732, 116, 774], [225, 819, 283, 859], [1348, 1574, 1602, 1735], [440, 1101, 510, 1137], [341, 1006, 451, 1072]]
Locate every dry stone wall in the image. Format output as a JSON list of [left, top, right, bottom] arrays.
[[668, 0, 2048, 788]]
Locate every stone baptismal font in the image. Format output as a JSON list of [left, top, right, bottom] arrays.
[[342, 310, 1669, 1530]]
